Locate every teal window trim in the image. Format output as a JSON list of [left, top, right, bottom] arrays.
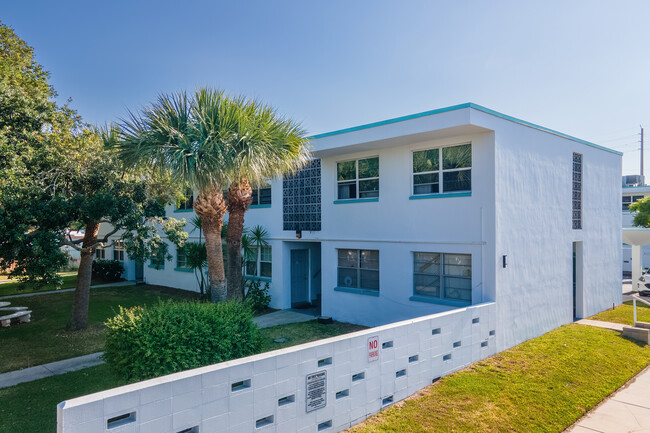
[[245, 275, 272, 283], [409, 192, 471, 200], [334, 286, 379, 297], [409, 295, 470, 307], [148, 264, 164, 270], [174, 267, 193, 273], [248, 204, 271, 209], [333, 198, 379, 204], [173, 209, 194, 213]]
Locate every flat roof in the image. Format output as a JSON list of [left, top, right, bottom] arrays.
[[307, 103, 622, 156]]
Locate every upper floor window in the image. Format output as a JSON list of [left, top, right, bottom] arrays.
[[412, 143, 471, 195], [413, 252, 471, 303], [623, 195, 644, 211], [245, 246, 272, 278], [337, 157, 379, 200], [177, 189, 194, 211], [251, 183, 272, 206], [572, 153, 582, 230], [337, 249, 379, 291], [113, 241, 124, 262]]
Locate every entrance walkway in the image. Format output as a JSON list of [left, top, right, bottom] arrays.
[[0, 309, 317, 389], [566, 365, 650, 432], [575, 319, 625, 332]]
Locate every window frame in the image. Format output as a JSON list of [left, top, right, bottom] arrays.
[[336, 249, 380, 293], [95, 246, 105, 260], [149, 247, 165, 270], [336, 156, 380, 201], [623, 194, 645, 211], [411, 143, 472, 196], [176, 189, 194, 211], [112, 241, 124, 262], [412, 252, 472, 304], [251, 183, 272, 207], [175, 246, 190, 270], [244, 245, 272, 279]]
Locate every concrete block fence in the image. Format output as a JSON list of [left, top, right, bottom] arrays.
[[57, 302, 496, 433]]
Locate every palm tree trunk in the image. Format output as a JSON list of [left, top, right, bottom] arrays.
[[194, 189, 227, 302], [67, 221, 100, 331], [226, 180, 253, 301]]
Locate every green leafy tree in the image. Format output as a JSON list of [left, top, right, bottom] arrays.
[[0, 23, 186, 330], [629, 197, 650, 227]]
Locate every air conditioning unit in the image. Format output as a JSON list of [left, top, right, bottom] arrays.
[[623, 175, 644, 187]]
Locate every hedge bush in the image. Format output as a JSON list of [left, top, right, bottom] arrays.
[[104, 301, 262, 380], [92, 259, 123, 281]]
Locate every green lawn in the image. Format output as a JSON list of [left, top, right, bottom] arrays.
[[0, 272, 79, 297], [350, 324, 650, 433], [0, 319, 365, 433], [589, 300, 650, 326], [0, 285, 199, 373]]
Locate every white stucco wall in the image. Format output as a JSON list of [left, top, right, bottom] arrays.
[[474, 110, 622, 352]]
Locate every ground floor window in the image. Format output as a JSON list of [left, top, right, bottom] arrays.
[[150, 247, 165, 269], [337, 249, 379, 291], [95, 246, 105, 259], [113, 241, 124, 262], [245, 246, 272, 278], [176, 246, 189, 270], [413, 252, 471, 302]]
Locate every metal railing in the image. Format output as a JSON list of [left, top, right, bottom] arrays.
[[632, 295, 650, 324]]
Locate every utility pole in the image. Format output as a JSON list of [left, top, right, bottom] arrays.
[[642, 125, 645, 185]]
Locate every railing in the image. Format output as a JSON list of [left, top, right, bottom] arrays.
[[631, 295, 650, 324]]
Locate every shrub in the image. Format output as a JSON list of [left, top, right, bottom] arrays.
[[104, 301, 262, 380], [245, 279, 271, 312], [92, 259, 123, 281]]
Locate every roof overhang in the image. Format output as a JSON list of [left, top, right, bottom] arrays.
[[623, 228, 650, 246]]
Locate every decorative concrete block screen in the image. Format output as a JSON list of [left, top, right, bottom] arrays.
[[58, 302, 496, 433]]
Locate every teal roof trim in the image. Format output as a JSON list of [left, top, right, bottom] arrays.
[[307, 103, 622, 156]]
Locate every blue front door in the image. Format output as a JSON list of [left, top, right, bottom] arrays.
[[291, 249, 309, 307]]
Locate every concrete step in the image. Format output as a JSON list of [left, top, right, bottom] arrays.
[[635, 321, 650, 329], [622, 325, 650, 344]]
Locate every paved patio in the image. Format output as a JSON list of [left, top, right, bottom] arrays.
[[566, 365, 650, 433]]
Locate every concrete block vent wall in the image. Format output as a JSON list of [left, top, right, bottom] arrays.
[[58, 302, 496, 433]]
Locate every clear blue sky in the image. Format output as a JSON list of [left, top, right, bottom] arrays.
[[4, 1, 650, 175]]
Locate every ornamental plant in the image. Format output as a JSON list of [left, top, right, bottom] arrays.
[[103, 300, 261, 380]]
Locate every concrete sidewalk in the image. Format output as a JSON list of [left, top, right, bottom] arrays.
[[0, 309, 317, 389], [0, 281, 136, 300], [566, 366, 650, 432], [0, 353, 105, 389], [575, 319, 626, 332]]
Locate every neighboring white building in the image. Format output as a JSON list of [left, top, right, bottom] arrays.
[[100, 103, 622, 352], [621, 180, 650, 274]]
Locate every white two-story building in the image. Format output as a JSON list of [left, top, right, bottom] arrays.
[[105, 103, 621, 352]]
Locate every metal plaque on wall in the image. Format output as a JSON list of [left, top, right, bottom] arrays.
[[305, 370, 327, 413]]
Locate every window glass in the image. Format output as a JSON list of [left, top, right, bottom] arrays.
[[358, 157, 379, 179], [245, 245, 272, 278], [177, 188, 194, 210], [413, 149, 439, 173], [251, 183, 271, 206], [337, 249, 379, 291], [176, 247, 189, 269], [337, 157, 379, 200], [113, 241, 124, 262], [443, 170, 471, 192], [414, 252, 471, 302], [337, 161, 356, 181], [442, 144, 471, 169], [413, 144, 471, 195]]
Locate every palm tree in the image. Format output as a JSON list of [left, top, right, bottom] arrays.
[[118, 89, 239, 302], [224, 99, 309, 300]]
